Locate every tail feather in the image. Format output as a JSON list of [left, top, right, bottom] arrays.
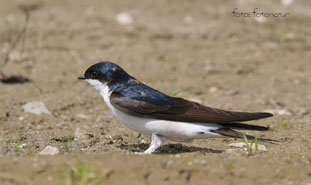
[[217, 122, 269, 131], [212, 127, 277, 143]]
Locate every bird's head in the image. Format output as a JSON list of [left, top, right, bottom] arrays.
[[78, 61, 131, 91]]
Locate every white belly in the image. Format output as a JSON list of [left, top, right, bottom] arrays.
[[113, 108, 223, 141], [86, 79, 222, 142]]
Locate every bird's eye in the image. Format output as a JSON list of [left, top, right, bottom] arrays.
[[90, 71, 98, 79]]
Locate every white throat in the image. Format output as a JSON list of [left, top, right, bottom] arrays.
[[86, 79, 113, 110]]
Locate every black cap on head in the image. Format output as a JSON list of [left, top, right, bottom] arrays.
[[78, 61, 130, 83]]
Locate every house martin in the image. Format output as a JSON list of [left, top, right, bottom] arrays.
[[78, 61, 273, 154]]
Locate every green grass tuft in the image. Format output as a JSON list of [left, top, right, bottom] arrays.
[[170, 87, 187, 98], [278, 122, 294, 128], [241, 134, 260, 155], [280, 30, 296, 42]]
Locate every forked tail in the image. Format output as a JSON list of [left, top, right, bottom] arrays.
[[212, 127, 278, 143]]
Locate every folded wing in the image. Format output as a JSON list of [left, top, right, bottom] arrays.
[[110, 92, 272, 130]]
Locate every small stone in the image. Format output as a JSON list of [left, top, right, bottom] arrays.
[[8, 50, 27, 62], [229, 142, 267, 151], [208, 87, 219, 93], [184, 15, 193, 23], [39, 146, 59, 155], [20, 143, 27, 149], [281, 0, 293, 6], [225, 148, 241, 154], [264, 109, 292, 116], [76, 113, 89, 119], [204, 64, 217, 73], [257, 145, 267, 151], [229, 142, 246, 148], [22, 101, 52, 115], [255, 16, 266, 23], [74, 127, 89, 146], [223, 90, 240, 96], [266, 99, 285, 107], [263, 42, 278, 49], [278, 109, 292, 115], [293, 79, 300, 85], [116, 12, 133, 25]]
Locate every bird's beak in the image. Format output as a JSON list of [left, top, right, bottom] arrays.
[[78, 75, 86, 80]]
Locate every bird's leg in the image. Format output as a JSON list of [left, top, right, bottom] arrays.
[[144, 133, 164, 154]]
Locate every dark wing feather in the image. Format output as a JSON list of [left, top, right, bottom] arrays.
[[150, 98, 272, 123], [110, 92, 170, 115], [217, 122, 269, 131], [110, 92, 273, 125]]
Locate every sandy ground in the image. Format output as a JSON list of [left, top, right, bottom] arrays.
[[1, 0, 311, 184]]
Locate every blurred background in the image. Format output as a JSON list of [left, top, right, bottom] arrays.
[[0, 0, 311, 184]]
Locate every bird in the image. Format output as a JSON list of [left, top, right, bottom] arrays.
[[78, 61, 274, 154]]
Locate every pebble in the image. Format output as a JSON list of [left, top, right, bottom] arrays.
[[255, 16, 266, 23], [266, 99, 285, 107], [208, 87, 219, 93], [76, 113, 89, 119], [8, 50, 27, 62], [116, 12, 133, 25], [22, 101, 52, 115], [263, 42, 278, 49], [225, 148, 241, 154], [293, 79, 300, 85], [264, 109, 292, 116], [19, 143, 27, 149], [223, 90, 240, 96], [204, 64, 218, 74], [184, 15, 193, 23], [281, 0, 293, 6], [228, 142, 267, 151], [39, 146, 59, 155], [74, 127, 89, 146]]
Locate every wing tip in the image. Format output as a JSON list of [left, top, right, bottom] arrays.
[[261, 112, 273, 118], [257, 125, 269, 131], [218, 122, 270, 131]]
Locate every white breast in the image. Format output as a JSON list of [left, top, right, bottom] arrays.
[[86, 79, 222, 142], [86, 79, 151, 133]]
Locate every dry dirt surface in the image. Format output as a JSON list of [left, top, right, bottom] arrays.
[[1, 0, 311, 184]]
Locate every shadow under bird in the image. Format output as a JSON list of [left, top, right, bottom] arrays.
[[78, 61, 274, 154]]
